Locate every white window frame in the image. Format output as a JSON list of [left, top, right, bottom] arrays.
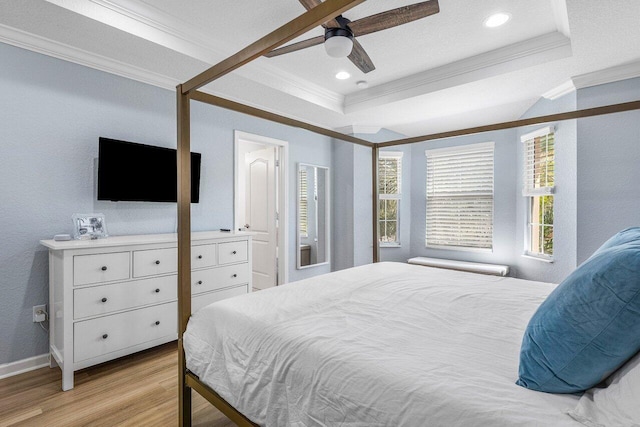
[[521, 126, 555, 262], [378, 151, 403, 247], [425, 142, 494, 252]]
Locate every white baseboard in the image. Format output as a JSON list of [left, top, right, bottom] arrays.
[[0, 354, 49, 380]]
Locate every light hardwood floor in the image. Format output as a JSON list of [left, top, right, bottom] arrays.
[[0, 342, 234, 427]]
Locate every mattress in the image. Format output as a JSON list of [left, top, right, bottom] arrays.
[[184, 262, 583, 426]]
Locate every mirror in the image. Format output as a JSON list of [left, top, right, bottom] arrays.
[[297, 164, 330, 269]]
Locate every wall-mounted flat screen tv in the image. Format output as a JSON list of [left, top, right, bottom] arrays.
[[97, 137, 201, 203]]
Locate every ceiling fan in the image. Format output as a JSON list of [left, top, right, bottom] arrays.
[[264, 0, 440, 74]]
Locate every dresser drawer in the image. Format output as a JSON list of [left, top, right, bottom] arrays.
[[192, 244, 217, 269], [192, 285, 249, 313], [218, 241, 248, 265], [73, 275, 177, 320], [74, 252, 130, 286], [192, 264, 250, 295], [74, 302, 177, 362], [133, 248, 178, 277]]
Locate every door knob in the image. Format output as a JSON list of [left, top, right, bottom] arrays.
[[244, 224, 250, 229]]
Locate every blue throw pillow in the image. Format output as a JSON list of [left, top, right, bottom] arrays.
[[591, 227, 640, 257], [516, 241, 640, 393]]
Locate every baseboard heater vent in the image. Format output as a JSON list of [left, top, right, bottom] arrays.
[[407, 257, 510, 277]]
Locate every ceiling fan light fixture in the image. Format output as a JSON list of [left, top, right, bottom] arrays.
[[324, 28, 354, 58]]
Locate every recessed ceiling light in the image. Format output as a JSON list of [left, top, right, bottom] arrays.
[[484, 13, 511, 28], [335, 71, 351, 80]]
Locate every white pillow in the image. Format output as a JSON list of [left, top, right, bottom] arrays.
[[568, 351, 640, 427]]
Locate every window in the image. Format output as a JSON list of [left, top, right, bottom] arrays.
[[522, 127, 555, 259], [298, 168, 308, 237], [425, 142, 494, 251], [378, 152, 403, 246]]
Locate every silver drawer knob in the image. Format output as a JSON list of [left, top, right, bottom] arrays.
[[101, 297, 108, 303], [155, 260, 160, 265], [102, 334, 108, 340], [101, 266, 107, 271], [154, 288, 160, 293]]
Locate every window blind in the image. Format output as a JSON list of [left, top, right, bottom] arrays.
[[522, 126, 555, 196], [299, 169, 308, 236], [425, 142, 494, 250]]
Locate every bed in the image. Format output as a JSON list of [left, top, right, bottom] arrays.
[[173, 2, 640, 425], [183, 262, 583, 426]]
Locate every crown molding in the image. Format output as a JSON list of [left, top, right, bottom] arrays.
[[542, 60, 640, 100], [45, 0, 344, 113], [542, 80, 575, 100], [0, 23, 344, 133], [572, 60, 640, 90], [0, 23, 178, 89], [335, 125, 382, 135], [344, 32, 572, 114]]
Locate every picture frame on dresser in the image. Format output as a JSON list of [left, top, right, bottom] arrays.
[[40, 231, 253, 391], [72, 213, 108, 240]]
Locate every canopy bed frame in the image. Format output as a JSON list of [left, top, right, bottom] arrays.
[[175, 1, 640, 425]]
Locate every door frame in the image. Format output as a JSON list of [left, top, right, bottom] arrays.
[[234, 130, 289, 285]]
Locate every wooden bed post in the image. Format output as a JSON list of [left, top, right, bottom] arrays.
[[372, 145, 380, 263], [177, 84, 193, 427]]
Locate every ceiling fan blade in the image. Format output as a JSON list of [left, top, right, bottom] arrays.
[[348, 39, 375, 74], [348, 0, 440, 37], [264, 35, 325, 58], [297, 0, 341, 28]]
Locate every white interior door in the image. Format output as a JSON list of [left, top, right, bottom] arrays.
[[245, 147, 277, 289]]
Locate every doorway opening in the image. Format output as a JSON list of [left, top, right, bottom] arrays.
[[234, 131, 289, 289]]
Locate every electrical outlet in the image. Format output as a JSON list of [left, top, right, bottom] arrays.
[[33, 305, 46, 323]]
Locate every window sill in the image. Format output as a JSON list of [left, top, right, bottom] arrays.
[[522, 253, 554, 263], [425, 245, 492, 254]]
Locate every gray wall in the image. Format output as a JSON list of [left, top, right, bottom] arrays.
[[404, 82, 637, 284], [3, 38, 639, 366], [331, 140, 355, 271], [576, 77, 640, 263], [331, 129, 411, 271], [0, 42, 333, 365]]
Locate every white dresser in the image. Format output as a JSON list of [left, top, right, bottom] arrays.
[[40, 231, 253, 390]]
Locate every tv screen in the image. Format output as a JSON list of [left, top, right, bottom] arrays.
[[97, 137, 201, 203]]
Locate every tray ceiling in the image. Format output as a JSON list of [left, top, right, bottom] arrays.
[[1, 0, 639, 138]]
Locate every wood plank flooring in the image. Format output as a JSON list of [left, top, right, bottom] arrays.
[[0, 342, 234, 427]]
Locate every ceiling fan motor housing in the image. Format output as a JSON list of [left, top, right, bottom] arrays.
[[324, 27, 354, 42]]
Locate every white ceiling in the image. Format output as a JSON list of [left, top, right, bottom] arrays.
[[1, 0, 639, 139]]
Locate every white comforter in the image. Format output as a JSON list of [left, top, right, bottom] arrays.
[[184, 262, 583, 426]]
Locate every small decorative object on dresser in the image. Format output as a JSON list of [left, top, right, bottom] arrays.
[[72, 213, 108, 240], [40, 231, 253, 391]]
